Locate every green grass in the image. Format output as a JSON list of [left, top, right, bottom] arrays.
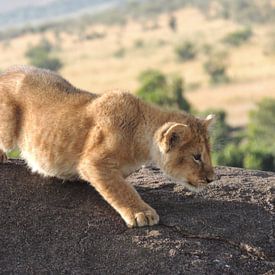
[[7, 149, 21, 159]]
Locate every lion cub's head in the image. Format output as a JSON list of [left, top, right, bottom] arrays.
[[153, 115, 216, 192]]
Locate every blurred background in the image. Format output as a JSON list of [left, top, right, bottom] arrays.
[[0, 0, 275, 171]]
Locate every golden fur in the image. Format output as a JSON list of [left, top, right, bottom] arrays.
[[0, 66, 215, 228]]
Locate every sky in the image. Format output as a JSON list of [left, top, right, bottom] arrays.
[[0, 0, 55, 13]]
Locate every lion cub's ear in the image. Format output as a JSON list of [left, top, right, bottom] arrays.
[[204, 114, 215, 128], [158, 122, 191, 153]]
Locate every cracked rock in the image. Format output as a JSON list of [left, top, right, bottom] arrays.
[[0, 160, 274, 274]]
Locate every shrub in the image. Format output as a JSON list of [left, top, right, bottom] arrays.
[[170, 75, 190, 111], [213, 143, 244, 168], [247, 98, 275, 150], [243, 146, 274, 171], [30, 56, 62, 72], [137, 70, 171, 106], [84, 32, 106, 41], [134, 39, 144, 48], [26, 38, 53, 58], [175, 41, 197, 61], [25, 38, 62, 71], [137, 69, 190, 111], [168, 15, 177, 32], [113, 47, 125, 58], [222, 28, 253, 47], [242, 98, 275, 171], [204, 51, 229, 84]]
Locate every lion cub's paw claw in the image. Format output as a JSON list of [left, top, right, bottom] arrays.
[[125, 208, 159, 228], [135, 210, 159, 227]]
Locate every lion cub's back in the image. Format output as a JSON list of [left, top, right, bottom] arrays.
[[1, 65, 95, 104]]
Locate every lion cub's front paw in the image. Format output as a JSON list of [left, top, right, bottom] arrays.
[[122, 205, 159, 228]]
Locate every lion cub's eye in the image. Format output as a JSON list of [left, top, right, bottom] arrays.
[[193, 154, 201, 162]]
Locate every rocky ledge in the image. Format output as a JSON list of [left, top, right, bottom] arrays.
[[0, 160, 274, 274]]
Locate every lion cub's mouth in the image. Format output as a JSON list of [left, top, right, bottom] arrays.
[[168, 175, 205, 193], [184, 181, 205, 193]]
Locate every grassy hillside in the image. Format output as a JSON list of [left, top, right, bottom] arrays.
[[0, 5, 275, 127]]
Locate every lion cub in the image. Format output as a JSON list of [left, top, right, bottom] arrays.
[[0, 66, 216, 228]]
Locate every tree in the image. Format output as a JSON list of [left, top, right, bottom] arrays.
[[25, 38, 62, 71], [137, 70, 171, 106], [170, 75, 190, 111], [204, 51, 229, 84], [25, 38, 53, 59], [243, 146, 274, 171], [137, 69, 190, 111], [214, 143, 244, 168], [168, 15, 177, 32], [243, 98, 275, 171], [175, 41, 197, 62], [222, 28, 253, 47], [200, 99, 275, 172], [247, 98, 275, 150]]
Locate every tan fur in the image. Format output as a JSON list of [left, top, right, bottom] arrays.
[[0, 66, 216, 228]]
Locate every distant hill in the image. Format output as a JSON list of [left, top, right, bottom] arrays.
[[0, 0, 123, 29], [0, 0, 274, 32]]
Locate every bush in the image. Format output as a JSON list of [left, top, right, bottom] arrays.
[[243, 98, 275, 171], [213, 143, 244, 168], [137, 69, 190, 111], [175, 41, 197, 62], [29, 55, 62, 72], [133, 39, 144, 48], [170, 75, 190, 111], [25, 38, 62, 71], [222, 28, 253, 47], [113, 47, 125, 58], [200, 100, 275, 172], [204, 51, 229, 84], [82, 32, 106, 41], [137, 70, 171, 106], [247, 98, 275, 150], [168, 15, 177, 32], [26, 38, 53, 58], [243, 146, 274, 171]]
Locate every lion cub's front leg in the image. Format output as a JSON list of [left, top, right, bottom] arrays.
[[79, 163, 159, 228]]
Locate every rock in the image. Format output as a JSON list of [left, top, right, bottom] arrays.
[[0, 160, 274, 274]]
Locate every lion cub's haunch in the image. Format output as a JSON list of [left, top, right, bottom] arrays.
[[0, 66, 216, 228]]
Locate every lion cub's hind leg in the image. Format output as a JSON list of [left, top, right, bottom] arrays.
[[0, 99, 18, 159], [0, 149, 7, 163]]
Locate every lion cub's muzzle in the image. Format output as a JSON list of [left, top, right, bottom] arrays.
[[189, 172, 218, 190], [208, 172, 219, 182]]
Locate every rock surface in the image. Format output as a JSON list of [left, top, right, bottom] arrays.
[[0, 160, 274, 274]]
